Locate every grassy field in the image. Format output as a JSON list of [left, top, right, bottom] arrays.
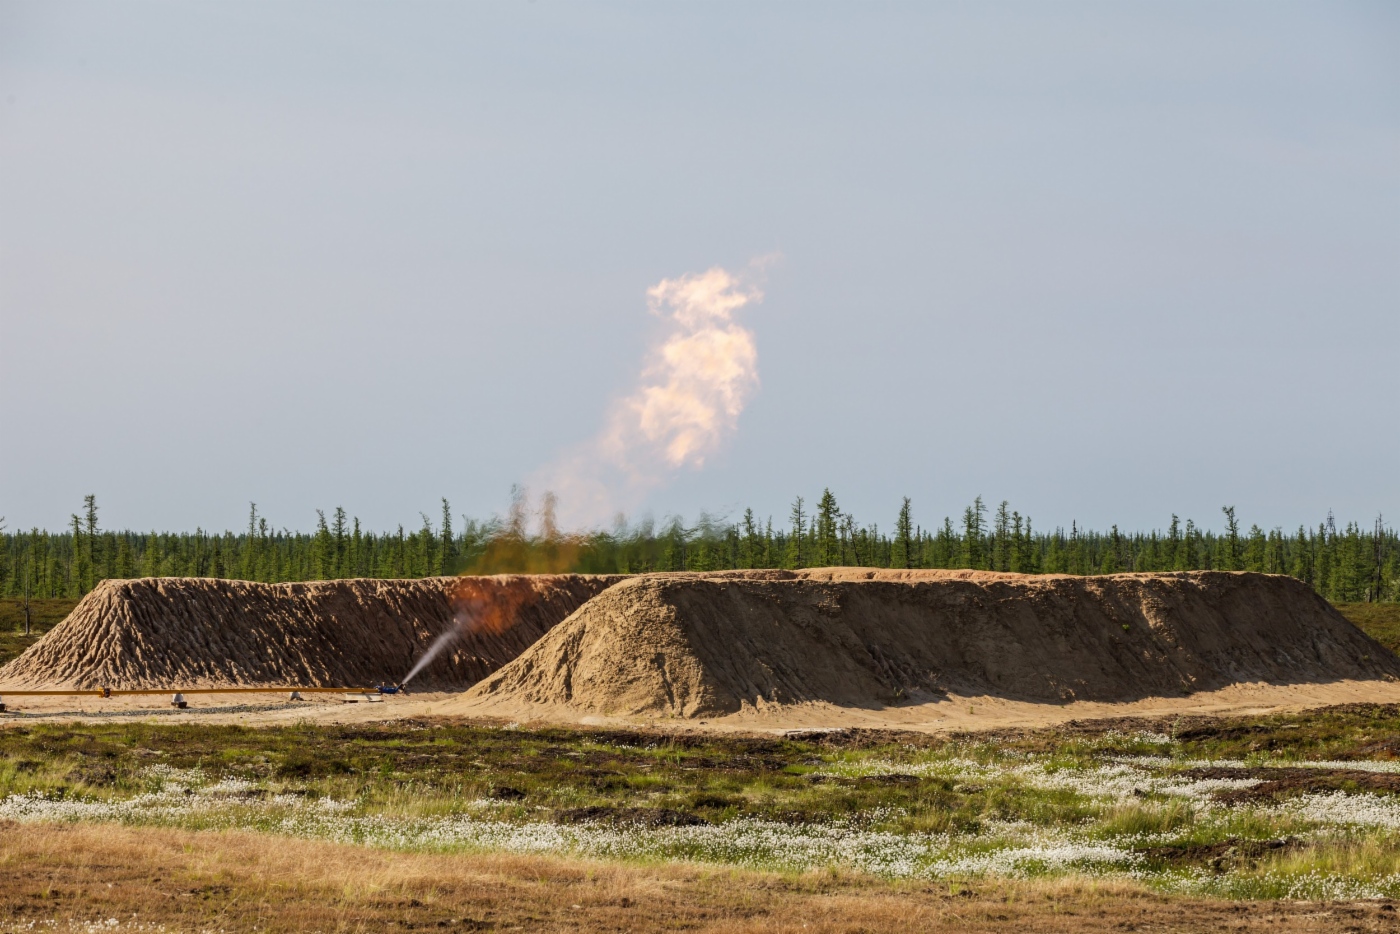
[[1338, 604, 1400, 655], [0, 597, 79, 667], [0, 596, 80, 632], [4, 707, 1400, 912]]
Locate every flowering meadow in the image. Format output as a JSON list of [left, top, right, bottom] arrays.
[[3, 708, 1400, 901]]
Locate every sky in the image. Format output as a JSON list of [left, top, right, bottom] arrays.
[[1, 1, 1396, 536]]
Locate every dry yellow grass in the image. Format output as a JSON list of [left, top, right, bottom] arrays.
[[2, 822, 1398, 932]]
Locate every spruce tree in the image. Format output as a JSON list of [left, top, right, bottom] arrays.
[[1245, 524, 1266, 572], [313, 511, 332, 579], [242, 504, 259, 581], [815, 489, 840, 567], [993, 501, 1012, 571], [440, 498, 454, 574], [1068, 520, 1084, 575], [1180, 519, 1197, 570], [333, 507, 349, 577], [893, 497, 914, 569], [1221, 506, 1241, 570], [69, 514, 85, 596], [741, 508, 761, 567], [962, 497, 986, 569], [417, 512, 435, 576], [788, 496, 806, 568], [1023, 517, 1038, 573], [82, 495, 100, 589], [1010, 512, 1027, 572], [841, 514, 859, 566], [116, 536, 133, 578], [1101, 525, 1122, 573], [352, 517, 363, 577], [22, 554, 31, 634], [1371, 515, 1386, 603], [1043, 527, 1063, 573]]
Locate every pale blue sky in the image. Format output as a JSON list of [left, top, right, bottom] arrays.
[[1, 1, 1396, 535]]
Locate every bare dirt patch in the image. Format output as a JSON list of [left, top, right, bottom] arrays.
[[1138, 837, 1305, 871], [1180, 766, 1400, 804]]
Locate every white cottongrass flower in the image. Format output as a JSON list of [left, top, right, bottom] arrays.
[[1253, 869, 1400, 901], [813, 757, 1002, 781], [1278, 792, 1400, 830], [0, 776, 1127, 881], [1121, 756, 1400, 775], [813, 756, 1262, 805], [203, 777, 261, 796], [0, 786, 954, 877], [9, 752, 1400, 892], [929, 842, 1138, 876], [139, 764, 205, 789], [1014, 761, 1259, 804], [1095, 730, 1173, 746]]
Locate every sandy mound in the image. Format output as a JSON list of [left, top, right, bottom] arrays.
[[453, 570, 1400, 720], [0, 575, 620, 690]]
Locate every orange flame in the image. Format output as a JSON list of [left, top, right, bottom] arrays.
[[449, 574, 538, 637]]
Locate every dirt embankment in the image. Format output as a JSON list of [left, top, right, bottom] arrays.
[[0, 575, 620, 690], [456, 570, 1400, 720]]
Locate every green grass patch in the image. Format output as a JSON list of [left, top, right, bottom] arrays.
[[978, 703, 1400, 762], [0, 597, 80, 666], [1336, 602, 1400, 656]]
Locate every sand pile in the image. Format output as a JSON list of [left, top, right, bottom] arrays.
[[453, 569, 1400, 720], [0, 575, 619, 690]]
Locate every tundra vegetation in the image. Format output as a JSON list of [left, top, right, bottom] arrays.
[[5, 706, 1400, 911]]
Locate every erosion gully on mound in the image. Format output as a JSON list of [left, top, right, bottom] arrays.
[[0, 575, 620, 690], [456, 569, 1400, 719]]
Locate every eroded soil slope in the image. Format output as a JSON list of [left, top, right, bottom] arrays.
[[460, 570, 1400, 719], [0, 575, 620, 689]]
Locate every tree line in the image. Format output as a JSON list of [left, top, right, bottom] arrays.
[[2, 492, 1395, 603]]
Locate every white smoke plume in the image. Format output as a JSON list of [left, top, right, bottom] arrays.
[[533, 265, 763, 528]]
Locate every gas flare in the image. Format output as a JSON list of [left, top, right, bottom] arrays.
[[400, 576, 540, 687], [535, 264, 764, 527]]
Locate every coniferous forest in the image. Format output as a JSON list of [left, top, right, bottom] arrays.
[[2, 492, 1396, 603]]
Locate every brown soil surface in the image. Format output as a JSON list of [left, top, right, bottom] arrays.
[[454, 569, 1400, 723], [4, 822, 1395, 932], [1137, 837, 1304, 870], [7, 679, 1400, 731], [6, 569, 1397, 734], [0, 575, 619, 690], [1180, 766, 1400, 804]]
